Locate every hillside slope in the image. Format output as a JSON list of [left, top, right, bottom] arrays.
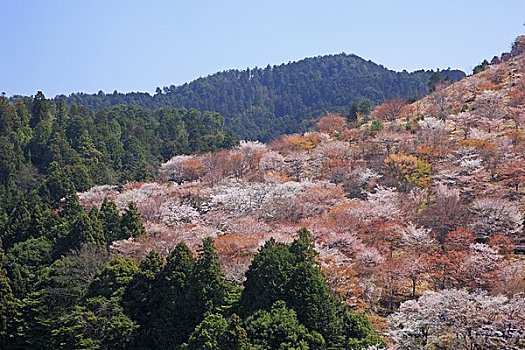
[[73, 40, 525, 348], [64, 53, 465, 140]]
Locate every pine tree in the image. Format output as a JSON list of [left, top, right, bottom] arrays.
[[187, 237, 227, 317], [183, 313, 228, 350], [239, 238, 295, 316], [0, 269, 17, 347], [219, 314, 251, 350], [120, 202, 146, 239], [151, 243, 195, 348], [99, 198, 122, 247]]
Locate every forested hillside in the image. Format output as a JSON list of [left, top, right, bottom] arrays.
[[0, 91, 383, 348], [62, 53, 465, 140], [3, 37, 525, 350], [70, 36, 525, 349], [0, 91, 237, 236]]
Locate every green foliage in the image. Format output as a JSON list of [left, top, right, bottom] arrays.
[[0, 269, 18, 346], [98, 198, 123, 246], [240, 238, 295, 315], [219, 314, 251, 350], [42, 245, 109, 310], [51, 296, 137, 350], [369, 119, 383, 132], [241, 229, 383, 349], [0, 88, 389, 349], [2, 199, 32, 248], [30, 91, 50, 128], [120, 202, 146, 239], [88, 257, 139, 299], [473, 59, 490, 74], [63, 55, 465, 141], [245, 300, 323, 350], [428, 70, 449, 92], [61, 210, 105, 253], [187, 237, 228, 316], [4, 236, 54, 295], [348, 99, 372, 120], [121, 250, 164, 345], [12, 290, 55, 349], [147, 239, 235, 349], [1, 92, 237, 215], [341, 311, 385, 349], [149, 242, 196, 348], [182, 312, 229, 350]]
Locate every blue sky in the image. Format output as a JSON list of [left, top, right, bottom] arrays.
[[1, 0, 524, 97]]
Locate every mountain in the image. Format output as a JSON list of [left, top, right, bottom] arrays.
[[63, 53, 465, 140], [82, 40, 525, 348], [4, 35, 525, 350]]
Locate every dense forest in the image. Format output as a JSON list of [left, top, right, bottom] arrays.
[[0, 89, 383, 348], [59, 54, 465, 140], [4, 37, 525, 349], [0, 91, 237, 197]]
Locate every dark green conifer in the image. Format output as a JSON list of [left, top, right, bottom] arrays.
[[120, 202, 146, 239]]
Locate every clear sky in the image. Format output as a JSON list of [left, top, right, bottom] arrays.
[[1, 0, 524, 97]]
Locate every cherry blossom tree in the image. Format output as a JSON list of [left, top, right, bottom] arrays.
[[469, 197, 523, 237], [316, 113, 347, 135], [388, 289, 525, 350], [160, 155, 203, 183], [371, 99, 411, 121]]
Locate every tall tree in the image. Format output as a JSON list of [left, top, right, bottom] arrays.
[[98, 198, 122, 247], [151, 242, 195, 348], [0, 269, 17, 347], [120, 202, 146, 239], [187, 237, 228, 321], [240, 238, 295, 316], [30, 91, 49, 129]]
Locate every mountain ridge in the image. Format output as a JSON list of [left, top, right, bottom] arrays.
[[59, 53, 465, 140]]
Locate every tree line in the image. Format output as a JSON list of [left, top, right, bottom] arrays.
[[59, 53, 465, 140], [0, 222, 383, 349]]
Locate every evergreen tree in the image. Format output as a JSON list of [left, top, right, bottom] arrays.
[[240, 238, 295, 316], [120, 202, 146, 239], [0, 269, 18, 347], [288, 229, 342, 344], [151, 242, 195, 348], [428, 70, 445, 92], [61, 210, 104, 253], [187, 237, 228, 318], [42, 162, 75, 205], [42, 244, 108, 311], [98, 198, 122, 247], [219, 314, 251, 350], [240, 229, 384, 349], [87, 256, 139, 299], [30, 91, 49, 129], [51, 296, 137, 350], [2, 200, 32, 248], [245, 300, 324, 350], [122, 250, 164, 346], [4, 236, 54, 295], [182, 312, 228, 350], [11, 290, 55, 349]]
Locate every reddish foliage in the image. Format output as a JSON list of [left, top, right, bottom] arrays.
[[371, 99, 411, 121], [317, 113, 347, 135]]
